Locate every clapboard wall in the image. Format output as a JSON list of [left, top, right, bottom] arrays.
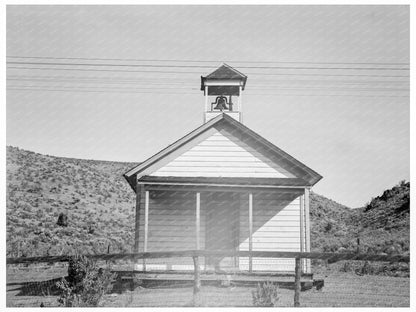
[[238, 191, 306, 272], [135, 189, 206, 270], [150, 129, 295, 178]]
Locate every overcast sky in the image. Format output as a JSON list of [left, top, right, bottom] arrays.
[[6, 5, 409, 208]]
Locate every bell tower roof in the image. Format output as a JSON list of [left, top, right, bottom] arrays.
[[200, 63, 247, 91]]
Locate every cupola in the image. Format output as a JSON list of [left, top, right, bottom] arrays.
[[201, 64, 247, 123]]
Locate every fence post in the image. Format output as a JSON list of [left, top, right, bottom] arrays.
[[192, 255, 201, 305], [106, 244, 110, 265], [294, 257, 301, 307]]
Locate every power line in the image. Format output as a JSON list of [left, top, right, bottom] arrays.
[[6, 75, 409, 84], [7, 77, 196, 86], [251, 87, 409, 92], [7, 66, 203, 75], [7, 66, 410, 78], [7, 86, 410, 98], [7, 78, 409, 86], [7, 87, 197, 95], [7, 82, 408, 92], [6, 55, 410, 66], [7, 84, 409, 93], [7, 84, 199, 91], [7, 61, 410, 71], [245, 93, 410, 98]]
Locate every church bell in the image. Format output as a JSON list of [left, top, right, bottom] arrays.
[[213, 95, 229, 111]]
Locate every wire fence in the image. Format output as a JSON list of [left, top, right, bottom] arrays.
[[6, 250, 410, 307]]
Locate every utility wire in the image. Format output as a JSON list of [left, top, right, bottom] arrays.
[[7, 66, 410, 78], [7, 61, 410, 71], [7, 77, 409, 87], [6, 87, 197, 95], [7, 86, 410, 98], [6, 75, 410, 84], [7, 84, 200, 91], [7, 84, 409, 92], [6, 55, 410, 66]]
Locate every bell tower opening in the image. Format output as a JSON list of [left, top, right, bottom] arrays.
[[201, 64, 247, 123]]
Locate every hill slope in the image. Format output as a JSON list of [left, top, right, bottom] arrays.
[[310, 182, 409, 254], [6, 146, 137, 257], [6, 146, 409, 258]]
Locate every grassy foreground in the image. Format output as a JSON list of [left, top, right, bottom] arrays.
[[6, 265, 410, 307]]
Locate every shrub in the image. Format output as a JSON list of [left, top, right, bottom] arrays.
[[340, 261, 354, 272], [88, 225, 95, 234], [357, 261, 376, 275], [57, 213, 68, 227], [56, 254, 116, 307], [324, 222, 333, 233], [252, 281, 279, 307]]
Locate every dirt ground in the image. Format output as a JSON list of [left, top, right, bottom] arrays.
[[6, 265, 410, 307]]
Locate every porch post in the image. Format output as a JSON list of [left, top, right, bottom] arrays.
[[196, 192, 201, 250], [239, 85, 243, 122], [134, 184, 142, 253], [143, 190, 149, 271], [304, 188, 311, 273], [249, 193, 253, 272], [205, 86, 208, 122], [299, 194, 305, 273]]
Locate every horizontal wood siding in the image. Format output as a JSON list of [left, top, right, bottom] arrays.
[[137, 190, 205, 269], [151, 131, 295, 178], [239, 191, 303, 271]]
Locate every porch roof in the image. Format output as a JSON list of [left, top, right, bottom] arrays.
[[138, 176, 309, 187]]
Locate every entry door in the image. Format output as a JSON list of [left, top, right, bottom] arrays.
[[205, 192, 239, 269]]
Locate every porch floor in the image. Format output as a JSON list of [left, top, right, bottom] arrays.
[[114, 270, 321, 291]]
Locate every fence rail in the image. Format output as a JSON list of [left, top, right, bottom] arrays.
[[6, 250, 410, 265], [7, 250, 409, 307]]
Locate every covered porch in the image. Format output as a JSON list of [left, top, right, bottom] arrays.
[[133, 180, 312, 275]]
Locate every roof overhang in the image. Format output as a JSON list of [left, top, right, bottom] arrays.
[[200, 64, 248, 91], [139, 176, 310, 187]]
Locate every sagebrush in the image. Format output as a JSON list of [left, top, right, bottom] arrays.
[[56, 254, 116, 307], [252, 281, 279, 307]]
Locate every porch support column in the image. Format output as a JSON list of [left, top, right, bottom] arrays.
[[249, 193, 253, 272], [143, 190, 149, 271], [299, 194, 305, 273], [304, 188, 311, 273], [204, 86, 208, 121], [134, 184, 142, 254], [239, 85, 243, 122], [196, 192, 201, 250]]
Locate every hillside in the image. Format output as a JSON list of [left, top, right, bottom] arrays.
[[6, 146, 137, 257], [309, 192, 357, 252], [6, 146, 409, 258], [310, 182, 410, 255]]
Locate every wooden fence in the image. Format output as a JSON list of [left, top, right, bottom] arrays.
[[6, 250, 410, 307]]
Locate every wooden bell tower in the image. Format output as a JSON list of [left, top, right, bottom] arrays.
[[201, 64, 247, 123]]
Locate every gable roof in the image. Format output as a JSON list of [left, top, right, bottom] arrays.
[[124, 114, 322, 191], [201, 64, 248, 90], [206, 64, 247, 80]]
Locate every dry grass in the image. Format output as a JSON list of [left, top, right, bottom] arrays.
[[7, 266, 409, 307]]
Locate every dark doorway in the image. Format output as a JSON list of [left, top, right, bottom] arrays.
[[205, 192, 239, 270]]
